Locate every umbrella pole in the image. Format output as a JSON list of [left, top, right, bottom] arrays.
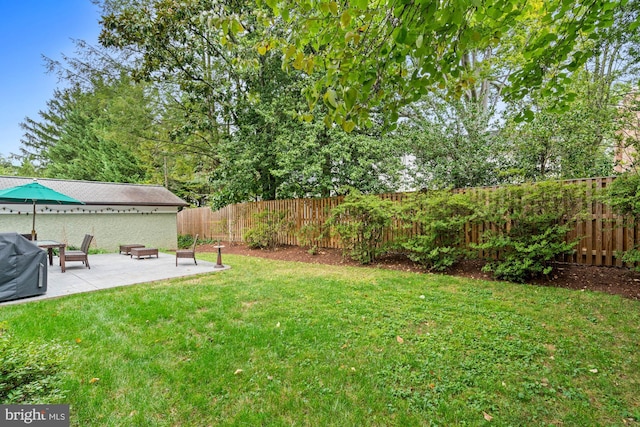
[[32, 202, 36, 241]]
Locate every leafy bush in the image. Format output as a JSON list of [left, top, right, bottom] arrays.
[[473, 182, 584, 282], [606, 173, 640, 269], [399, 189, 478, 271], [606, 173, 640, 219], [178, 234, 215, 249], [0, 328, 69, 404], [326, 189, 397, 264], [244, 210, 291, 249], [178, 234, 196, 249], [617, 247, 640, 269], [297, 223, 327, 255]]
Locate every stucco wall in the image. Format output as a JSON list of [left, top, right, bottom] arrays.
[[0, 205, 179, 251]]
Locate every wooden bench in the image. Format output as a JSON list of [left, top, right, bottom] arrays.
[[119, 244, 145, 255], [130, 247, 159, 259]]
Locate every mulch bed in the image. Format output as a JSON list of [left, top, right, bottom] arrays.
[[199, 242, 640, 300]]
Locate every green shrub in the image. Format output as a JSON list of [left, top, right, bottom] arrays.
[[606, 173, 640, 270], [244, 210, 291, 249], [326, 189, 397, 264], [0, 328, 69, 404], [474, 182, 584, 282], [297, 223, 327, 255], [605, 173, 640, 219], [178, 234, 196, 249], [617, 248, 640, 269], [399, 189, 478, 271]]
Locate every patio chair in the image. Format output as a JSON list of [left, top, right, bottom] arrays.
[[63, 234, 93, 269], [176, 234, 198, 266]]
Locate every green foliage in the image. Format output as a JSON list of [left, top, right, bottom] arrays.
[[210, 54, 406, 208], [271, 121, 406, 200], [606, 173, 640, 220], [0, 328, 69, 404], [19, 0, 631, 213], [606, 173, 640, 270], [244, 210, 291, 249], [326, 189, 396, 264], [102, 1, 302, 206], [20, 77, 150, 183], [398, 98, 509, 189], [178, 234, 196, 249], [297, 223, 327, 255], [502, 70, 619, 181], [498, 0, 640, 182], [17, 40, 214, 204], [399, 190, 478, 271], [100, 3, 406, 206], [0, 155, 13, 175], [178, 234, 216, 249], [0, 155, 35, 177], [474, 182, 584, 282], [264, 0, 619, 128], [15, 0, 632, 213], [618, 248, 640, 270]]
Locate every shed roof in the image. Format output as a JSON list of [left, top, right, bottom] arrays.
[[0, 177, 189, 207]]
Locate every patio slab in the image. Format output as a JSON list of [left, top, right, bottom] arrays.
[[1, 252, 229, 306]]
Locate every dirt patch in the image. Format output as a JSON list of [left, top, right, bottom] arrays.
[[199, 242, 640, 300]]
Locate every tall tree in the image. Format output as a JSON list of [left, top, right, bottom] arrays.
[[392, 3, 537, 189], [0, 156, 30, 177], [33, 80, 148, 182], [100, 0, 409, 206], [396, 0, 639, 187], [211, 52, 406, 207], [502, 0, 639, 180], [17, 38, 205, 189], [19, 89, 72, 169], [99, 0, 254, 161], [502, 81, 618, 181], [398, 97, 507, 189]]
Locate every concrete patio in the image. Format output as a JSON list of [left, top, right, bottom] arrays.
[[1, 252, 229, 306]]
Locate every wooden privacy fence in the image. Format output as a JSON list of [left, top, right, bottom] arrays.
[[177, 176, 639, 267]]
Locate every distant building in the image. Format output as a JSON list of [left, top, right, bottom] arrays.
[[0, 177, 188, 251]]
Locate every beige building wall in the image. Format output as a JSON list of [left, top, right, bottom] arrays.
[[0, 205, 179, 251]]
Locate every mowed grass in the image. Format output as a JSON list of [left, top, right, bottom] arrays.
[[1, 253, 639, 426]]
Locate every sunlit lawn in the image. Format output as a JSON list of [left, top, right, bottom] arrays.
[[1, 253, 639, 426]]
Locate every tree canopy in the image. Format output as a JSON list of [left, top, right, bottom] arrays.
[[12, 0, 640, 206], [257, 0, 622, 129], [97, 0, 409, 205]]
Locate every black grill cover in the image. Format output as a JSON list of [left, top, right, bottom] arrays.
[[0, 233, 48, 302]]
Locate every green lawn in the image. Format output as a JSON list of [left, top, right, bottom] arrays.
[[1, 253, 639, 426]]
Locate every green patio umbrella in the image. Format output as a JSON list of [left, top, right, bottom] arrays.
[[0, 180, 84, 240]]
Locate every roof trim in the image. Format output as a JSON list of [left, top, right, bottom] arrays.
[[0, 176, 190, 207]]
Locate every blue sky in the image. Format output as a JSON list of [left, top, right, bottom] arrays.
[[0, 0, 102, 159]]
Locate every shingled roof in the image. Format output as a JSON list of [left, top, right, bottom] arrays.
[[0, 177, 189, 207]]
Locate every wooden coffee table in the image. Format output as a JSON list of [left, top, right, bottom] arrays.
[[130, 247, 158, 259], [120, 244, 145, 255]]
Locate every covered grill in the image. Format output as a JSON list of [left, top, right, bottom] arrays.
[[0, 233, 47, 302]]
